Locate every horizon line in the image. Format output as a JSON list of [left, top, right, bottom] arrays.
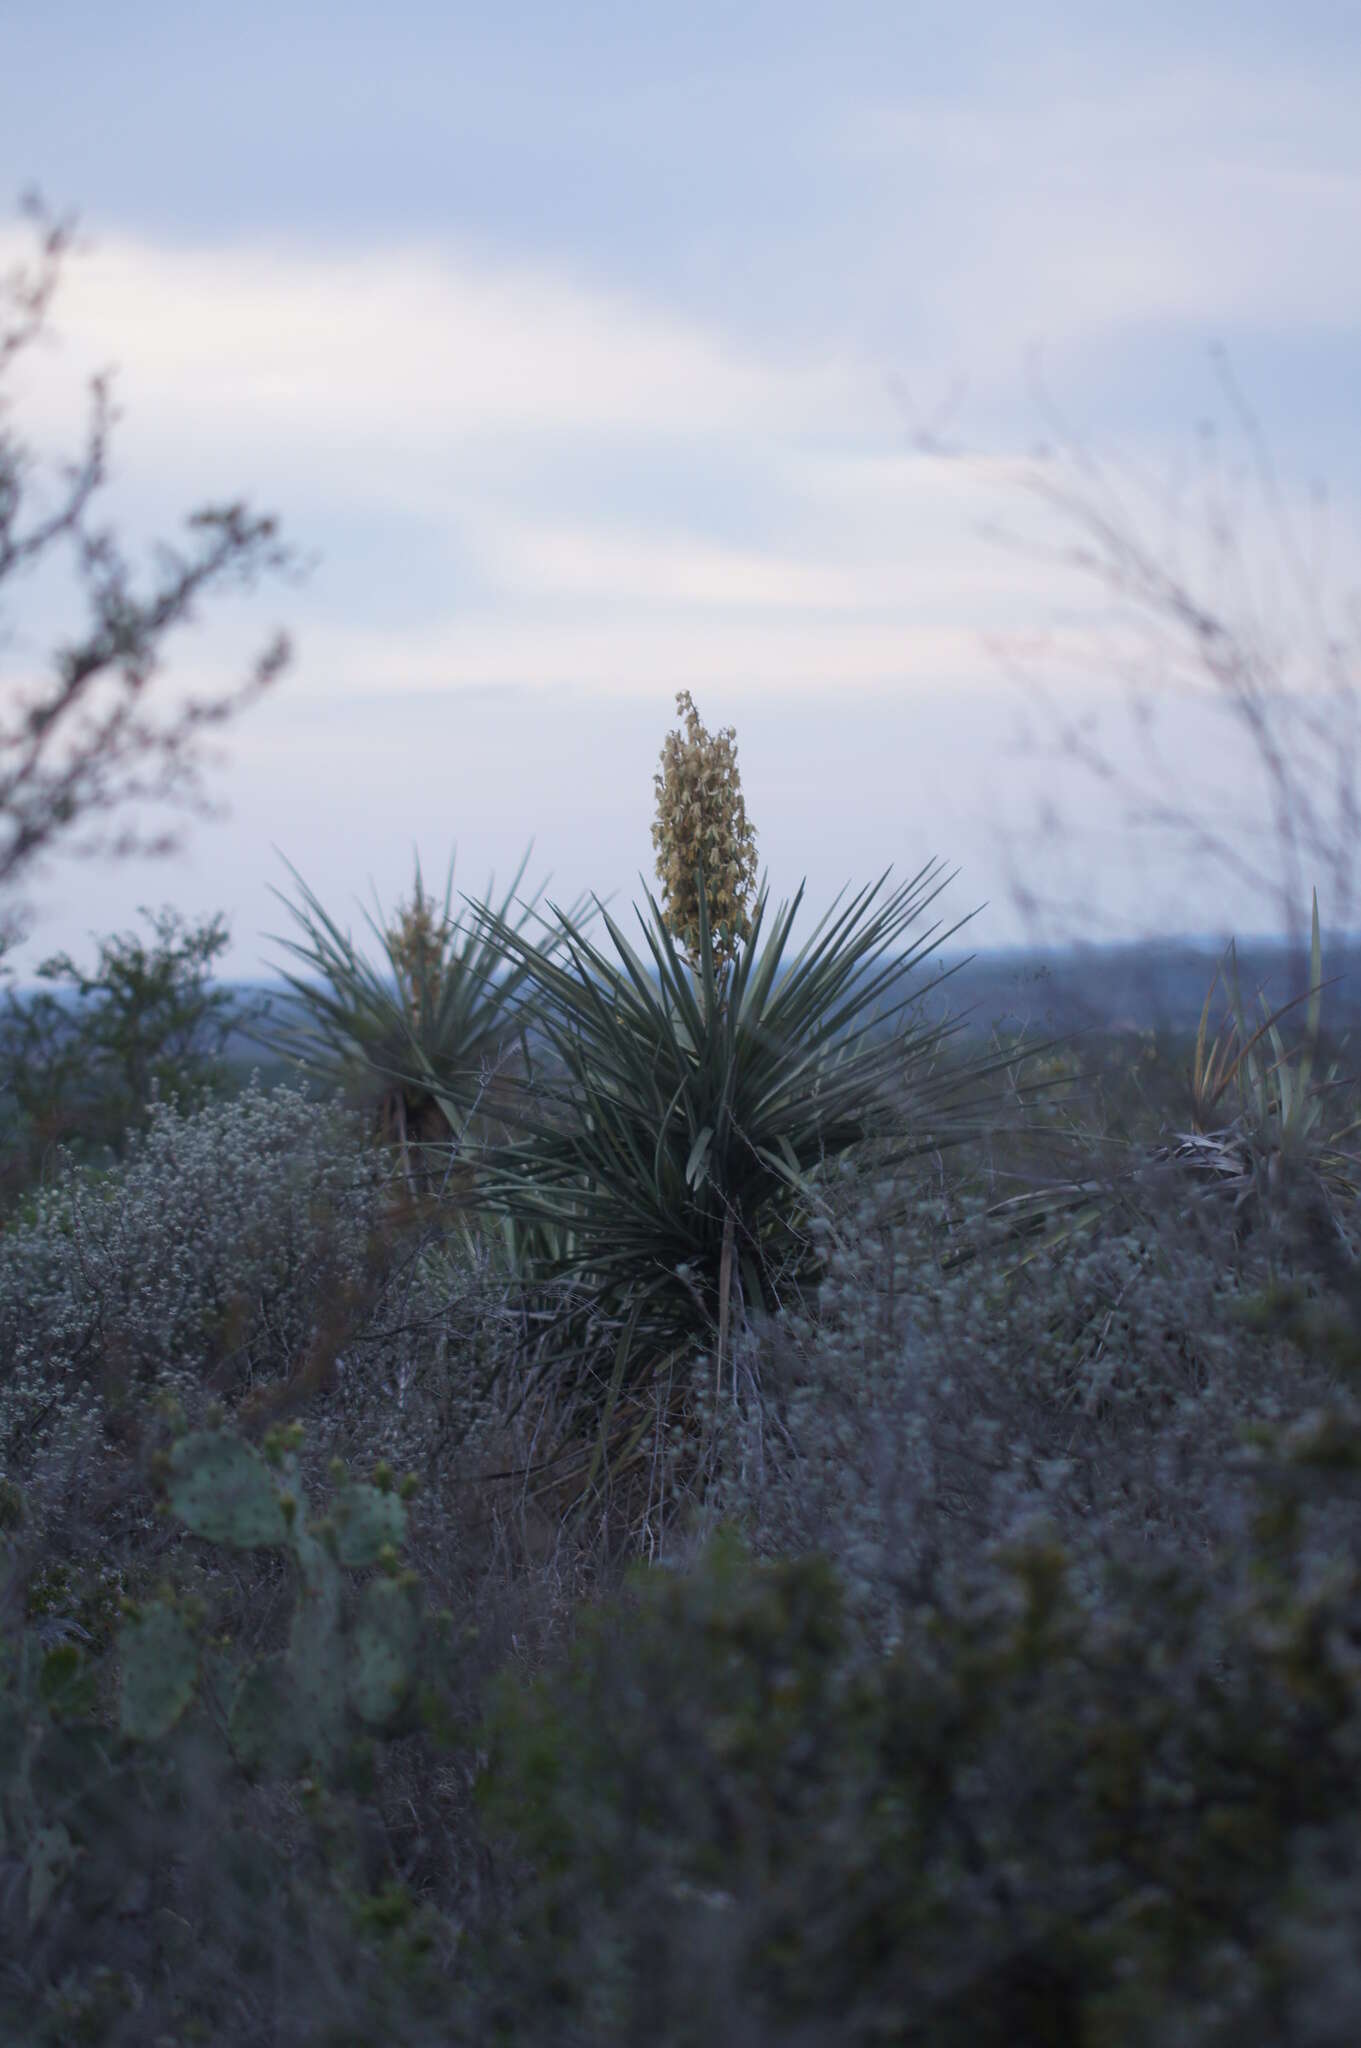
[[5, 925, 1361, 1005]]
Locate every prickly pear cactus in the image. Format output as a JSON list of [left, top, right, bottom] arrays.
[[166, 1429, 292, 1548], [348, 1572, 424, 1726], [118, 1603, 200, 1742], [0, 1439, 469, 2034], [117, 1424, 442, 1783]]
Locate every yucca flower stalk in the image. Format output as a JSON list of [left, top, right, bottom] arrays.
[[650, 691, 761, 1399], [651, 689, 760, 1033], [422, 695, 1092, 1532]]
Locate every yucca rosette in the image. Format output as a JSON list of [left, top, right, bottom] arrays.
[[432, 856, 1092, 1518], [236, 840, 616, 1256], [931, 887, 1361, 1297], [1174, 886, 1361, 1245]]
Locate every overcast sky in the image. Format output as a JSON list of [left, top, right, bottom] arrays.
[[1, 2, 1358, 1003]]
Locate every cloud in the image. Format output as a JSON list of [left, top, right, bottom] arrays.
[[0, 223, 900, 463], [229, 612, 1014, 703], [831, 60, 1361, 368], [2, 175, 1356, 750], [462, 514, 1048, 612]]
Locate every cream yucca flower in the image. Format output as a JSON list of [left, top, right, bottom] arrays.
[[651, 689, 759, 1012]]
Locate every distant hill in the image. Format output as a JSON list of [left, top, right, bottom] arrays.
[[9, 931, 1361, 1082]]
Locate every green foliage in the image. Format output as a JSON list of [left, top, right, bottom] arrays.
[[472, 1491, 1361, 2046], [241, 840, 614, 1193], [0, 905, 265, 1220], [4, 1058, 1361, 2042]]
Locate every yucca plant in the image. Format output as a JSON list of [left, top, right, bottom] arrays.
[[234, 841, 615, 1263], [374, 864, 502, 1193], [421, 691, 1091, 1534], [929, 887, 1361, 1303], [945, 884, 1358, 1277], [1161, 885, 1361, 1261], [1183, 888, 1357, 1148], [649, 688, 761, 1391]]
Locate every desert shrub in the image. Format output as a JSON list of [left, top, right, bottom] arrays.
[[0, 1073, 526, 1535], [678, 1149, 1361, 1660], [5, 1393, 1361, 2047], [0, 1077, 352, 1460], [471, 1491, 1361, 2047], [2, 1090, 1361, 2044]]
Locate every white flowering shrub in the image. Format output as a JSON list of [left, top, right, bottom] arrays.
[[0, 1074, 486, 1510]]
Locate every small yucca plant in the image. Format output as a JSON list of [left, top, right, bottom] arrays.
[[238, 843, 613, 1247], [931, 886, 1361, 1299], [1170, 885, 1361, 1262], [650, 690, 760, 1020]]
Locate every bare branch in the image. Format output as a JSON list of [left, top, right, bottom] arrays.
[[886, 341, 1361, 1008], [0, 189, 316, 950]]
